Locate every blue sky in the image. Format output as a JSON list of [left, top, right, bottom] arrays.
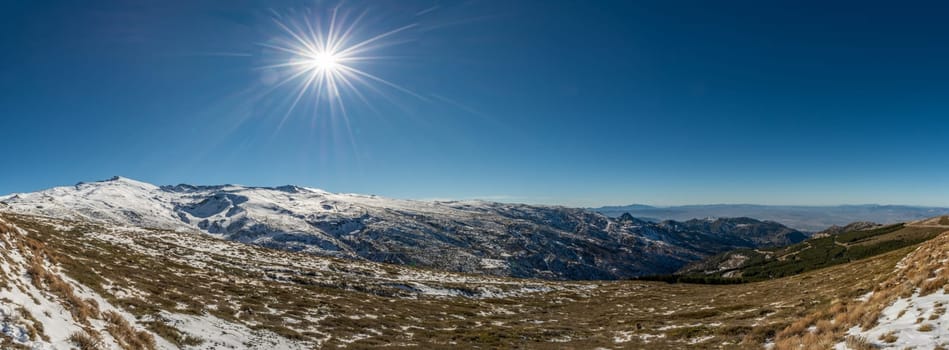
[[1, 0, 948, 207]]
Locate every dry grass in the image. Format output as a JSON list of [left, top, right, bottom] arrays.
[[68, 330, 103, 350], [143, 321, 203, 347], [930, 306, 947, 320], [103, 310, 156, 350], [774, 226, 949, 349], [920, 276, 947, 296], [845, 335, 876, 350], [919, 323, 935, 332], [15, 308, 42, 341], [0, 220, 17, 235], [21, 236, 100, 324], [0, 213, 925, 349], [878, 330, 898, 343]]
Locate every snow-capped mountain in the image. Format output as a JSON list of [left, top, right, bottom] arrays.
[[0, 177, 807, 280]]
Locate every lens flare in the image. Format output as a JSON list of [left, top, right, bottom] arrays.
[[261, 7, 420, 127]]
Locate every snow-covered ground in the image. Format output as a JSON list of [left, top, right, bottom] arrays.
[[0, 215, 319, 349], [832, 226, 949, 350], [842, 290, 949, 349], [0, 210, 912, 348], [0, 211, 595, 348]]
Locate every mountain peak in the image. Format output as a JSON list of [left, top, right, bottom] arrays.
[[90, 176, 159, 190], [98, 175, 146, 184]]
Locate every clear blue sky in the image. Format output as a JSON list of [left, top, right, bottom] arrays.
[[2, 0, 948, 207]]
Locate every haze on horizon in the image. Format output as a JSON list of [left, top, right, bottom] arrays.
[[2, 1, 948, 208]]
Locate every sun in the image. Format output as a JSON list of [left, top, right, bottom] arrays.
[[261, 7, 420, 121], [307, 51, 340, 71]]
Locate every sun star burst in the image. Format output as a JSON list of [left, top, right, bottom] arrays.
[[261, 7, 419, 123]]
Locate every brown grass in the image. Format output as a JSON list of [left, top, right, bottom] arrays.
[[920, 276, 947, 296], [1, 212, 923, 349], [22, 239, 99, 323], [878, 330, 898, 343], [68, 331, 102, 350], [774, 227, 949, 349], [143, 321, 203, 347], [845, 335, 876, 350], [103, 310, 156, 350]]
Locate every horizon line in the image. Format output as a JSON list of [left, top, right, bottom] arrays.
[[3, 176, 948, 210]]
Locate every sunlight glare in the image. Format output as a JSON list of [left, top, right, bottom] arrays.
[[261, 7, 421, 127], [308, 51, 340, 71]]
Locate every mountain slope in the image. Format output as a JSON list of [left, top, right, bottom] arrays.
[[0, 212, 911, 349], [679, 221, 947, 281], [0, 177, 806, 280], [811, 221, 883, 238], [770, 217, 949, 349]]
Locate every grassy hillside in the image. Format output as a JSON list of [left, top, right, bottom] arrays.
[[679, 223, 946, 282], [0, 212, 928, 349], [771, 226, 949, 349]]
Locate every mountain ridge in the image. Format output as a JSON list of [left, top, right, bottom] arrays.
[[677, 220, 948, 280], [0, 176, 806, 280], [594, 203, 949, 231]]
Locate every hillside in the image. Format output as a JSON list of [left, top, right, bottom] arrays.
[[595, 204, 949, 232], [0, 212, 920, 349], [770, 216, 949, 349], [811, 221, 884, 238], [0, 177, 806, 280], [678, 221, 947, 281]]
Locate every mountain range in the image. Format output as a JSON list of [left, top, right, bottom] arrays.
[[1, 177, 948, 348], [594, 203, 949, 231], [0, 176, 806, 280]]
